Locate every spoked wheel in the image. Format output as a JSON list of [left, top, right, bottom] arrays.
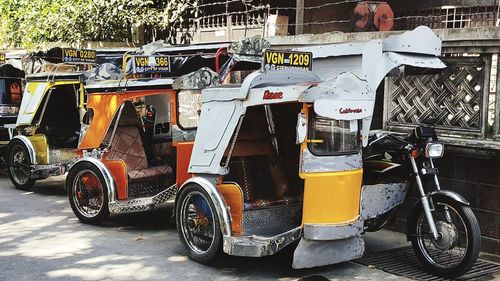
[[176, 184, 222, 264], [7, 139, 36, 190], [409, 196, 480, 278], [67, 162, 109, 224]]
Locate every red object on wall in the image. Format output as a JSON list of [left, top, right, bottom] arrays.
[[374, 3, 394, 31], [352, 3, 373, 32], [351, 1, 394, 32]]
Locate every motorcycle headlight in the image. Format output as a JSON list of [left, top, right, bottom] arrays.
[[425, 142, 444, 158]]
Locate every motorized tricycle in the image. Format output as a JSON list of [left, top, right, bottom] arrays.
[[0, 53, 25, 158], [5, 47, 108, 189], [65, 44, 224, 223], [172, 26, 480, 278]]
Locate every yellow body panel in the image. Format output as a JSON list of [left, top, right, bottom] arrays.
[[28, 134, 48, 165], [18, 80, 83, 126], [300, 169, 363, 225]]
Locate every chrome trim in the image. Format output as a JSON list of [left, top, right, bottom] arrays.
[[109, 184, 178, 214], [223, 227, 302, 257], [180, 177, 232, 236], [303, 221, 363, 241], [70, 157, 117, 202], [411, 156, 440, 240], [12, 135, 38, 165], [429, 190, 470, 206]]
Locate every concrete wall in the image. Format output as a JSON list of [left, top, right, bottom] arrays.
[[302, 0, 355, 34]]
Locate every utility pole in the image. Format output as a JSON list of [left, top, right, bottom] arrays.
[[295, 0, 304, 35]]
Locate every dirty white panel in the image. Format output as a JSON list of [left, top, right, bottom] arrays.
[[17, 83, 48, 125], [314, 99, 372, 121]]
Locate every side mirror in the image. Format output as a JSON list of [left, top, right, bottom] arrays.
[[296, 112, 307, 144]]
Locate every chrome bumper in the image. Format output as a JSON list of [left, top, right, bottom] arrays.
[[303, 221, 364, 240], [109, 184, 177, 214], [223, 227, 302, 257]]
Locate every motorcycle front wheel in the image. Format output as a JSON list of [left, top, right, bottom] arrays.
[[408, 196, 480, 278]]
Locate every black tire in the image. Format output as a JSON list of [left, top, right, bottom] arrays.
[[176, 184, 222, 264], [408, 195, 481, 278], [67, 162, 109, 225], [7, 139, 36, 190]]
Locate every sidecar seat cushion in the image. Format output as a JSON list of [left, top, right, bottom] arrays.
[[108, 125, 172, 179], [128, 166, 173, 179]]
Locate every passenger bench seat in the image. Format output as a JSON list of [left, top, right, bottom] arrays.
[[107, 125, 172, 179]]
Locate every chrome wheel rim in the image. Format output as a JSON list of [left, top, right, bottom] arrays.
[[72, 170, 104, 218], [9, 145, 31, 185], [180, 191, 216, 255], [416, 202, 468, 269]]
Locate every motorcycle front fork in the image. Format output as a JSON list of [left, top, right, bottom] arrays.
[[410, 157, 441, 240]]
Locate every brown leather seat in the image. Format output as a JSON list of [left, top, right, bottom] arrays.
[[107, 126, 172, 179]]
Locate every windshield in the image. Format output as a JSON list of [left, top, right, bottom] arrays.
[[308, 112, 360, 156]]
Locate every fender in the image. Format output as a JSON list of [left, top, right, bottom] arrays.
[[428, 190, 469, 206], [178, 177, 232, 236], [11, 135, 38, 165], [69, 157, 117, 203], [406, 190, 469, 240]]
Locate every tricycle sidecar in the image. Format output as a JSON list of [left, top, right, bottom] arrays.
[[66, 45, 224, 224], [6, 48, 98, 189]]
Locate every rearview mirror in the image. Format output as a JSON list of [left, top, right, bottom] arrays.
[[296, 112, 307, 144]]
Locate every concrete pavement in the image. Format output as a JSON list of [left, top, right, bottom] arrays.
[[0, 172, 409, 281]]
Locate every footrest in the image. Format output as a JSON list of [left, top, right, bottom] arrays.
[[109, 184, 177, 214], [242, 203, 301, 236]]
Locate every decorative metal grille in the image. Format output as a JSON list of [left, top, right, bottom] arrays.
[[386, 58, 485, 134]]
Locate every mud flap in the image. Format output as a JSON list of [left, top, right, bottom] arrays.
[[292, 235, 365, 269]]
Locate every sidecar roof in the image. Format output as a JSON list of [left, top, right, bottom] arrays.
[[26, 72, 84, 82], [85, 78, 175, 94], [188, 26, 447, 175]]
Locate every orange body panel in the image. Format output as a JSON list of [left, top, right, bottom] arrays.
[[170, 93, 178, 125], [217, 183, 243, 234], [103, 159, 128, 200], [79, 89, 177, 150], [175, 141, 194, 186]]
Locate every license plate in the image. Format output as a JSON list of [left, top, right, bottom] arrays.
[[262, 49, 312, 71], [130, 55, 171, 74], [62, 48, 96, 63]]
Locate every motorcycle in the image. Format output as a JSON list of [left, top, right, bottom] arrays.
[[364, 119, 481, 278]]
